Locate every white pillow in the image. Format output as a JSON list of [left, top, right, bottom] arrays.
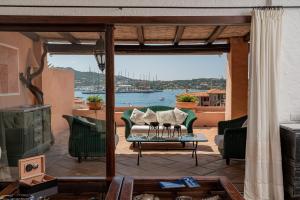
[[143, 108, 157, 125], [130, 108, 145, 125], [156, 110, 177, 125], [173, 107, 188, 124]]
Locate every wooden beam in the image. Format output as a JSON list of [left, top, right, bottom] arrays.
[[20, 32, 40, 41], [105, 24, 115, 178], [116, 44, 229, 54], [105, 176, 124, 200], [0, 16, 251, 29], [136, 26, 144, 45], [58, 32, 80, 44], [46, 43, 229, 55], [0, 24, 106, 32], [173, 26, 185, 45], [206, 25, 226, 44]]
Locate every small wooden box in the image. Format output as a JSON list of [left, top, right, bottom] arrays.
[[18, 155, 58, 198]]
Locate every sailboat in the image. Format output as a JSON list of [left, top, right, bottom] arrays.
[[82, 67, 105, 94]]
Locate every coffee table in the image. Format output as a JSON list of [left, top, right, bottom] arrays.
[[127, 133, 208, 166]]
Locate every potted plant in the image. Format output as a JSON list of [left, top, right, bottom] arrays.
[[176, 94, 198, 109], [86, 95, 103, 110]]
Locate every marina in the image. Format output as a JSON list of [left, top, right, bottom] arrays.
[[75, 89, 203, 107]]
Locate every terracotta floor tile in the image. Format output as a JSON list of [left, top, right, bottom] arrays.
[[3, 126, 245, 192]]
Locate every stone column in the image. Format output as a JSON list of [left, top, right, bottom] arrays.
[[225, 37, 249, 120]]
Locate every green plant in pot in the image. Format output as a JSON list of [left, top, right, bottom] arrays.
[[176, 94, 198, 109], [87, 95, 103, 110]]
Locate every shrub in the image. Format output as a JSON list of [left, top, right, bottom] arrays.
[[177, 95, 198, 103], [87, 95, 103, 103]]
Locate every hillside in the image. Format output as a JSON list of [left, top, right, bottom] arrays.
[[60, 68, 226, 90]]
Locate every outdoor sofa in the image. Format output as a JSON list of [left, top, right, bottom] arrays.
[[63, 115, 119, 162], [121, 106, 197, 139], [215, 115, 248, 165]]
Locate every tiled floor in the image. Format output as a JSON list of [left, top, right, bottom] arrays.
[[1, 127, 245, 192], [44, 126, 245, 192]]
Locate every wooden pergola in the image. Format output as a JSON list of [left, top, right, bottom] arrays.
[[0, 15, 251, 179], [20, 24, 249, 55]]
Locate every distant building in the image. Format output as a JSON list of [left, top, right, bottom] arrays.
[[181, 89, 226, 107]]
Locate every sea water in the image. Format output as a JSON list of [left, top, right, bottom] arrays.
[[75, 89, 203, 107]]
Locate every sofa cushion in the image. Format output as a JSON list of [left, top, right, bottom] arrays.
[[131, 125, 187, 136], [214, 135, 224, 149], [156, 110, 177, 125], [130, 108, 145, 125], [173, 107, 188, 124], [143, 108, 157, 125]]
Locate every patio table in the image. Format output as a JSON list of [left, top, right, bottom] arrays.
[[126, 133, 208, 166]]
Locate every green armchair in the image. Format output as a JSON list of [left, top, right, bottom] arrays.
[[216, 115, 247, 165], [121, 106, 197, 139], [63, 115, 119, 162]]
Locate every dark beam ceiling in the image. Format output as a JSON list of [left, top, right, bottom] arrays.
[[136, 26, 144, 45], [21, 32, 40, 41], [206, 25, 226, 44], [46, 43, 229, 55], [174, 26, 185, 45], [58, 32, 80, 44]]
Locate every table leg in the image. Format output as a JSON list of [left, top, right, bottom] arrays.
[[139, 142, 142, 157], [195, 142, 198, 166], [137, 142, 142, 166]]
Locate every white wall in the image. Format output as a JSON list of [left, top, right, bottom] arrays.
[[279, 9, 300, 122], [0, 0, 266, 16], [0, 0, 299, 16]]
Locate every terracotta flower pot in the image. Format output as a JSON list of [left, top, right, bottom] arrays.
[[176, 101, 198, 109], [87, 102, 102, 110]]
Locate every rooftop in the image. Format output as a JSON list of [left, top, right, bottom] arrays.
[[179, 89, 226, 97]]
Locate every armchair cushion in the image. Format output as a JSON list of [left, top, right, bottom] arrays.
[[214, 135, 224, 149], [242, 119, 248, 127]]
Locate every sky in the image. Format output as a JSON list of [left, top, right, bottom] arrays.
[[48, 54, 227, 81]]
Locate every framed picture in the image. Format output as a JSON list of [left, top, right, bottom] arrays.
[[0, 43, 19, 96]]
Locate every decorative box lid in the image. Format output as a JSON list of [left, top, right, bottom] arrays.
[[19, 155, 46, 180], [281, 123, 300, 132]]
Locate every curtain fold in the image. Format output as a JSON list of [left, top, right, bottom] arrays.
[[244, 8, 284, 200]]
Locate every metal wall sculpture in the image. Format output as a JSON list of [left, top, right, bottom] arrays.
[[19, 44, 47, 105]]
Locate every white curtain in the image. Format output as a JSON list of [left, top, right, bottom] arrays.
[[244, 9, 284, 200]]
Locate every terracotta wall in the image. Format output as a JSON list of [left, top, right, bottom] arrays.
[[194, 111, 225, 127], [225, 37, 249, 120], [0, 32, 74, 134], [43, 67, 74, 134], [0, 32, 36, 108]]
